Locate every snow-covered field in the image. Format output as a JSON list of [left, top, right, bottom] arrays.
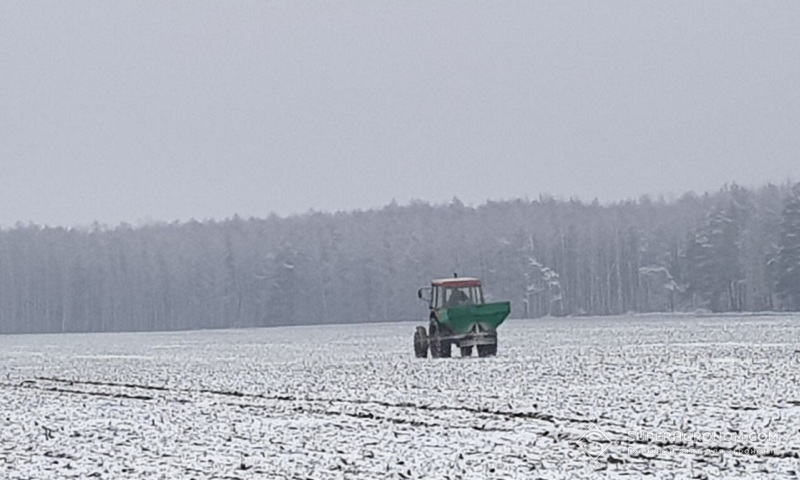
[[2, 315, 800, 479]]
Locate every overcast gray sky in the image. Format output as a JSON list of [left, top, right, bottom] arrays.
[[1, 1, 798, 227]]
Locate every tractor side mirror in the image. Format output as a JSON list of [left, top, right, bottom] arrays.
[[417, 287, 431, 303]]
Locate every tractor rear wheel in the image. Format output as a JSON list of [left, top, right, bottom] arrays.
[[477, 345, 494, 357], [477, 333, 498, 357], [413, 326, 429, 358]]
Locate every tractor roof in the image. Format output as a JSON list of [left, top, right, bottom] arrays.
[[432, 277, 481, 288]]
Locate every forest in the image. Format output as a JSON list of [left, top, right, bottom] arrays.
[[1, 182, 800, 334]]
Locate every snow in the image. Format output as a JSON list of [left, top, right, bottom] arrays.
[[1, 316, 800, 478]]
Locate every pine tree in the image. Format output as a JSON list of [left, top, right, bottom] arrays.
[[777, 183, 800, 311], [684, 200, 746, 312]]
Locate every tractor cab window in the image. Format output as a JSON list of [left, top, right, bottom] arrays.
[[432, 284, 485, 308], [444, 286, 484, 306], [433, 286, 444, 308], [471, 286, 485, 304], [445, 288, 469, 306]]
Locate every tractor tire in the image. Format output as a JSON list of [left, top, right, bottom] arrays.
[[439, 340, 451, 358], [429, 322, 441, 358], [460, 345, 473, 357], [413, 326, 428, 358], [429, 319, 451, 358], [478, 333, 498, 358], [477, 344, 494, 357]]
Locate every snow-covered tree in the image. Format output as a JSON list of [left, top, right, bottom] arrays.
[[684, 197, 747, 312], [0, 182, 797, 334], [777, 183, 800, 311], [638, 266, 678, 312], [525, 256, 562, 317]]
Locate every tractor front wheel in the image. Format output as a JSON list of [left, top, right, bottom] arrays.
[[429, 321, 451, 358], [429, 322, 440, 358], [413, 326, 429, 358], [439, 339, 451, 358]]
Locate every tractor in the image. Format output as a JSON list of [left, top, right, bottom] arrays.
[[414, 276, 510, 358]]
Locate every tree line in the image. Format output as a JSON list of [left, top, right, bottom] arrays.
[[1, 182, 799, 334]]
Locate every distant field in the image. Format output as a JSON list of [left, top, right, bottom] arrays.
[[2, 316, 800, 479]]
